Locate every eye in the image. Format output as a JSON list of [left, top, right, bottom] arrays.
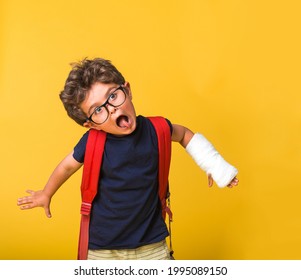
[[94, 106, 104, 115], [108, 92, 118, 101]]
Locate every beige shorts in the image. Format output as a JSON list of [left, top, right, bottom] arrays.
[[87, 240, 171, 260]]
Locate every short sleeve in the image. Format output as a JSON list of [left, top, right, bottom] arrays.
[[73, 131, 89, 163], [165, 118, 173, 135]]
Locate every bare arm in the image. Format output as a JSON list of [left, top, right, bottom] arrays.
[[171, 124, 194, 147], [17, 151, 82, 217]]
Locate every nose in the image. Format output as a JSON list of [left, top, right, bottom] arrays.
[[107, 104, 117, 114]]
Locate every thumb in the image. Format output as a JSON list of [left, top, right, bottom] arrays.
[[208, 174, 213, 187], [44, 206, 52, 218]]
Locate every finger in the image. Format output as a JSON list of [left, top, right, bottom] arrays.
[[227, 177, 239, 188], [44, 206, 52, 218], [20, 203, 34, 210], [17, 196, 33, 205], [208, 174, 213, 187], [26, 189, 35, 195], [17, 198, 23, 205], [232, 177, 239, 186]]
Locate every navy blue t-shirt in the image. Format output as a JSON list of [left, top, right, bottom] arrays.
[[73, 115, 172, 249]]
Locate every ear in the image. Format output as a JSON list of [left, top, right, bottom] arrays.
[[124, 81, 132, 99], [83, 121, 103, 131], [83, 121, 93, 128]]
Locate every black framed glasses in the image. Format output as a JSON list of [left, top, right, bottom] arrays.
[[86, 85, 126, 125]]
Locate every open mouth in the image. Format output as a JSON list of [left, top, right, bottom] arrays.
[[116, 115, 130, 128]]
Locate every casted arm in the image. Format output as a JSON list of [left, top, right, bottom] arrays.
[[172, 124, 238, 188]]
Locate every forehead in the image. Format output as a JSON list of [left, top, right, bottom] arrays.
[[80, 82, 117, 114]]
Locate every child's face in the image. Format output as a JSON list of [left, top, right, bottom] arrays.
[[81, 82, 137, 136]]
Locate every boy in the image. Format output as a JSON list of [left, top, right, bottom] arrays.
[[17, 58, 238, 260]]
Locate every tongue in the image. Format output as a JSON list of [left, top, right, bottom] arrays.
[[117, 116, 130, 128]]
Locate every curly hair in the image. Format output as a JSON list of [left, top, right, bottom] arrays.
[[59, 58, 125, 125]]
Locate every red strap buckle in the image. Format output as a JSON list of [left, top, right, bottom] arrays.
[[80, 202, 92, 215]]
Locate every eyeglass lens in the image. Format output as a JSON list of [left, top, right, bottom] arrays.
[[91, 87, 126, 124]]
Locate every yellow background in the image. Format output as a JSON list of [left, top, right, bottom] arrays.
[[1, 0, 300, 259]]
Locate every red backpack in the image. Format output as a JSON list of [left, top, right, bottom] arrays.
[[77, 116, 172, 260]]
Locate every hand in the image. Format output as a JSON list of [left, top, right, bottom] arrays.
[[208, 174, 239, 188], [17, 190, 52, 218]]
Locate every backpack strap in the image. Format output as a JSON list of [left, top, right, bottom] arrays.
[[148, 116, 174, 258], [148, 116, 172, 221], [77, 129, 106, 260]]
